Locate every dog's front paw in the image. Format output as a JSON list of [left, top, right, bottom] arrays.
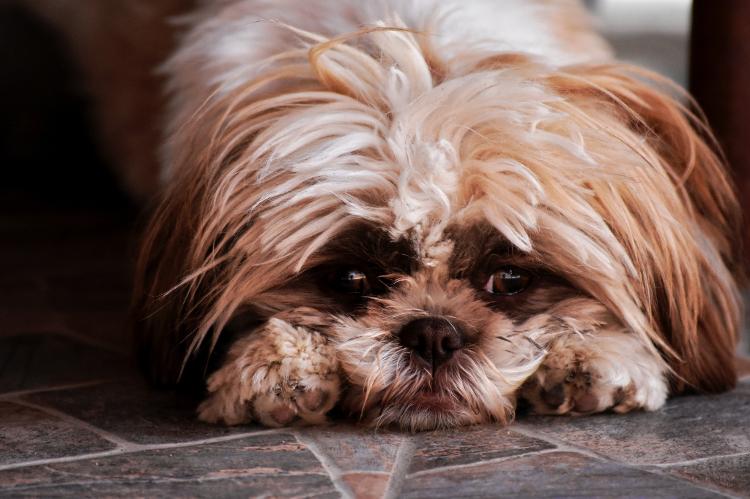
[[520, 332, 668, 415], [197, 309, 340, 427]]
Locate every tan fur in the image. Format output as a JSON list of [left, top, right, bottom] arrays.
[[198, 307, 340, 427], [137, 14, 739, 429], [521, 326, 668, 415], [25, 0, 741, 429]]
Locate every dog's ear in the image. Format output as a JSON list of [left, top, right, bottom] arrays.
[[131, 109, 288, 390], [134, 179, 272, 392], [550, 64, 742, 393], [132, 179, 207, 388]]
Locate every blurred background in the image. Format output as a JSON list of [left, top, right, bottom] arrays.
[[0, 0, 747, 357], [589, 0, 691, 85]]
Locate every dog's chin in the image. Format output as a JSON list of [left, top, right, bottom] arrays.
[[373, 394, 488, 431], [409, 391, 457, 412], [342, 366, 511, 431]]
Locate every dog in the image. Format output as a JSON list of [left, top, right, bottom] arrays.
[[25, 0, 741, 430]]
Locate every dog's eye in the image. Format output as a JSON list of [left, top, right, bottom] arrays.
[[484, 266, 532, 295], [332, 269, 370, 295]]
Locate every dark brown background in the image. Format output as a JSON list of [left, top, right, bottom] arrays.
[[690, 0, 750, 269]]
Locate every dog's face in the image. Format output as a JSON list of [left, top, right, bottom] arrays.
[[136, 27, 740, 429], [274, 222, 611, 429]]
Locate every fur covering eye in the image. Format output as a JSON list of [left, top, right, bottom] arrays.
[[31, 0, 739, 430]]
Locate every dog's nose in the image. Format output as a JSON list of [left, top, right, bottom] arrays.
[[398, 317, 465, 369]]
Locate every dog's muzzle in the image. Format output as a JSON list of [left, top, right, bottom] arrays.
[[397, 317, 465, 372]]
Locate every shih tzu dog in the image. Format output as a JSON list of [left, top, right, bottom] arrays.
[[27, 0, 741, 430]]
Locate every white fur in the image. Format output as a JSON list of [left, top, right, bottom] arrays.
[[198, 309, 340, 426], [161, 0, 610, 180], [544, 330, 669, 413], [142, 0, 737, 429]]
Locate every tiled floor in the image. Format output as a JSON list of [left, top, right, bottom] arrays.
[[1, 333, 749, 498], [2, 2, 749, 496], [1, 201, 749, 498]]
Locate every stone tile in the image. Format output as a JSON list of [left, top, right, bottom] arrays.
[[342, 472, 389, 499], [24, 379, 257, 445], [666, 454, 750, 498], [298, 425, 404, 472], [400, 451, 724, 498], [517, 380, 750, 465], [0, 401, 114, 466], [408, 425, 555, 474], [0, 334, 129, 394], [0, 432, 338, 498]]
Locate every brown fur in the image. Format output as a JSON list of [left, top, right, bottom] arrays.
[[24, 0, 741, 428]]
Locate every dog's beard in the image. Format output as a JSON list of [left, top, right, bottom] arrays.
[[334, 283, 525, 431], [336, 298, 617, 430], [334, 315, 528, 430], [243, 227, 617, 431]]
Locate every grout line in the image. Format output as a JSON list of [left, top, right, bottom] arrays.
[[0, 449, 129, 472], [0, 467, 335, 494], [120, 428, 287, 452], [639, 467, 739, 499], [10, 398, 133, 448], [0, 426, 739, 499], [293, 430, 355, 499], [8, 388, 289, 454], [405, 447, 562, 478], [668, 474, 743, 499], [0, 428, 286, 473], [511, 425, 738, 499], [510, 424, 611, 462], [650, 451, 750, 469], [383, 436, 416, 499], [6, 382, 288, 454], [0, 378, 115, 400], [513, 423, 749, 470]]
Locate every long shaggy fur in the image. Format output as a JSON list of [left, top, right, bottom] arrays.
[[27, 0, 741, 429]]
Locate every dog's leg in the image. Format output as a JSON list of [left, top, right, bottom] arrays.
[[520, 329, 668, 415], [197, 308, 340, 427]]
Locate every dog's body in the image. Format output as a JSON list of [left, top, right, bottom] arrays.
[[27, 0, 741, 430]]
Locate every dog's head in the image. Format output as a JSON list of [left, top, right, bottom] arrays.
[[135, 25, 740, 429]]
